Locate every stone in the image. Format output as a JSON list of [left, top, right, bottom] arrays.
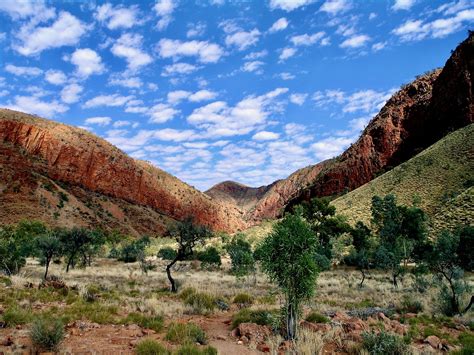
[[257, 343, 271, 353], [300, 320, 331, 332], [424, 335, 442, 349]]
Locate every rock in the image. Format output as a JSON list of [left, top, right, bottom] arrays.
[[237, 323, 271, 344], [237, 340, 243, 345], [257, 343, 271, 353], [231, 328, 239, 338], [0, 336, 13, 346], [300, 320, 331, 332], [377, 312, 390, 323], [424, 335, 442, 349], [240, 335, 249, 344]]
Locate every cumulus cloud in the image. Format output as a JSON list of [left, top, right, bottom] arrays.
[[268, 17, 289, 33], [320, 0, 352, 15], [167, 89, 218, 104], [6, 95, 68, 117], [162, 62, 200, 76], [279, 47, 297, 61], [5, 64, 42, 76], [225, 29, 260, 51], [0, 0, 51, 19], [60, 83, 83, 104], [269, 0, 315, 11], [45, 70, 67, 85], [242, 60, 264, 73], [252, 131, 280, 140], [289, 93, 308, 105], [279, 72, 295, 80], [111, 33, 152, 70], [187, 22, 206, 38], [313, 88, 395, 113], [95, 3, 140, 30], [83, 94, 134, 108], [244, 50, 268, 60], [392, 0, 416, 11], [311, 136, 353, 160], [85, 116, 112, 126], [14, 11, 87, 56], [154, 0, 176, 30], [290, 31, 328, 46], [69, 48, 105, 78], [148, 103, 179, 123], [340, 34, 370, 48], [108, 74, 142, 88], [156, 39, 224, 63]]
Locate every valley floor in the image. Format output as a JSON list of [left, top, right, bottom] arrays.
[[1, 257, 473, 354]]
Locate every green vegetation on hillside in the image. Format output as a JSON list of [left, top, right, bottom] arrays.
[[332, 124, 474, 231]]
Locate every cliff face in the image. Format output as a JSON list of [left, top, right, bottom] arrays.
[[0, 109, 246, 234], [209, 33, 474, 221]]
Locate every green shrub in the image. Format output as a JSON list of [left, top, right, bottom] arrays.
[[0, 275, 12, 286], [135, 339, 170, 355], [305, 311, 329, 323], [231, 308, 279, 329], [121, 313, 164, 332], [30, 317, 65, 352], [165, 322, 207, 345], [399, 295, 423, 314], [174, 344, 218, 355], [233, 293, 254, 307], [183, 292, 215, 314], [361, 331, 409, 355], [179, 287, 196, 300], [2, 304, 32, 326], [456, 332, 474, 355], [158, 247, 177, 260], [82, 284, 101, 302], [196, 247, 221, 269]]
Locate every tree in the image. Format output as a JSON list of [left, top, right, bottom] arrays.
[[60, 227, 97, 272], [225, 234, 255, 278], [295, 198, 350, 270], [197, 247, 221, 270], [35, 230, 63, 279], [371, 195, 427, 287], [257, 214, 318, 340], [425, 228, 473, 316], [118, 236, 151, 263], [349, 221, 373, 287], [166, 218, 212, 292]]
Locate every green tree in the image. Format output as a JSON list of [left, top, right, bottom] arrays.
[[118, 236, 151, 263], [371, 195, 427, 287], [257, 214, 318, 340], [425, 228, 473, 315], [225, 234, 255, 278], [59, 227, 103, 272], [35, 230, 63, 279], [349, 221, 373, 287], [166, 218, 212, 292], [295, 198, 350, 270], [197, 247, 221, 270]]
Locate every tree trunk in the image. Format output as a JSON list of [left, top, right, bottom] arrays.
[[286, 302, 298, 341], [359, 269, 366, 288], [166, 257, 179, 293], [463, 295, 473, 314], [44, 258, 51, 280]]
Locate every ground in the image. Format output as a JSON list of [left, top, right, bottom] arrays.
[[0, 256, 473, 354]]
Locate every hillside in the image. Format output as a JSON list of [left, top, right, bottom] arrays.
[[0, 109, 246, 235], [332, 124, 474, 231], [209, 32, 474, 222]]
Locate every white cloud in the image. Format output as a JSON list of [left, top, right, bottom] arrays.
[[167, 89, 218, 104], [372, 42, 387, 52], [279, 47, 297, 61], [279, 72, 295, 80], [244, 50, 268, 60], [0, 33, 6, 42], [69, 48, 105, 78], [252, 131, 280, 140], [340, 34, 370, 48], [242, 60, 264, 73], [269, 0, 315, 11], [269, 18, 288, 33], [85, 116, 112, 126], [189, 90, 218, 102], [313, 88, 394, 113], [154, 0, 176, 30], [95, 3, 140, 30], [61, 83, 83, 104], [392, 0, 415, 11], [313, 89, 345, 107], [113, 120, 133, 128], [83, 94, 134, 108], [6, 95, 68, 117], [111, 33, 152, 70], [162, 62, 199, 76], [5, 64, 42, 76], [14, 11, 87, 56], [109, 74, 142, 88], [290, 31, 327, 46], [392, 9, 474, 41], [187, 22, 206, 38], [157, 39, 224, 63], [0, 0, 51, 19], [187, 87, 288, 137], [149, 103, 179, 123], [45, 70, 67, 85], [289, 93, 308, 105], [311, 136, 353, 160], [225, 29, 260, 51], [154, 128, 197, 142], [320, 0, 352, 15], [168, 90, 190, 104]]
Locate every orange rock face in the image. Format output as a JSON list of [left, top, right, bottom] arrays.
[[0, 109, 246, 234]]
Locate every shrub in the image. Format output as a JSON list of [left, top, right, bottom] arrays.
[[174, 344, 218, 355], [399, 295, 423, 314], [165, 322, 207, 345], [305, 311, 329, 324], [197, 247, 221, 269], [2, 304, 32, 326], [233, 293, 254, 308], [179, 287, 197, 300], [158, 247, 177, 260], [118, 236, 150, 263], [231, 308, 279, 329], [183, 292, 215, 314], [361, 331, 408, 355], [135, 339, 170, 355], [122, 313, 164, 332], [224, 235, 255, 277], [455, 332, 474, 355], [30, 317, 65, 352]]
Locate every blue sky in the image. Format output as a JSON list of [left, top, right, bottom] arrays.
[[0, 0, 472, 191]]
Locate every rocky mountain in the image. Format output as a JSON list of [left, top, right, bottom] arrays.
[[208, 32, 474, 222], [0, 109, 246, 235]]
